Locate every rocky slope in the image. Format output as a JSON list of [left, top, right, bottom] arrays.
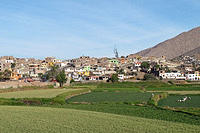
[[135, 27, 200, 59]]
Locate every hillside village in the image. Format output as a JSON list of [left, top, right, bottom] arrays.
[[1, 54, 200, 86]]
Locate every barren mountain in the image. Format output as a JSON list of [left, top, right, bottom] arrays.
[[135, 27, 200, 59], [179, 46, 200, 59]]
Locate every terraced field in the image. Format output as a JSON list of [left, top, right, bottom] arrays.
[[0, 89, 78, 98], [0, 106, 200, 133]]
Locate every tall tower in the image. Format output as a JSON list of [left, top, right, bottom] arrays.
[[114, 46, 119, 58]]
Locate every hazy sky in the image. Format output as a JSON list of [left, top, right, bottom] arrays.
[[0, 0, 200, 59]]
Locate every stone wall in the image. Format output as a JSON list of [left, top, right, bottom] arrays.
[[0, 81, 53, 89]]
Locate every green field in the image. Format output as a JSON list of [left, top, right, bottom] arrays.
[[73, 81, 200, 91], [0, 89, 78, 98], [68, 92, 151, 104], [0, 106, 200, 133], [148, 91, 200, 95], [57, 104, 200, 125], [0, 81, 200, 132], [159, 95, 200, 107]]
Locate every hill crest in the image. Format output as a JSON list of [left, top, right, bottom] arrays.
[[135, 26, 200, 59]]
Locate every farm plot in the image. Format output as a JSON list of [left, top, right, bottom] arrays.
[[68, 92, 151, 103], [0, 106, 200, 133], [0, 89, 78, 98], [63, 104, 200, 125], [158, 95, 200, 107], [148, 91, 200, 95]]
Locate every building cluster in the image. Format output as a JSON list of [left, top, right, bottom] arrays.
[[1, 54, 200, 82]]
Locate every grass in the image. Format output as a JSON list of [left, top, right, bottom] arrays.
[[0, 89, 79, 98], [67, 91, 151, 104], [0, 106, 200, 133], [0, 88, 91, 105], [52, 88, 91, 104], [159, 95, 200, 107]]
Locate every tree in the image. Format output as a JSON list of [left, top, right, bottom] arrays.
[[111, 73, 119, 83], [0, 72, 4, 81], [196, 67, 200, 72], [41, 74, 49, 82], [192, 62, 196, 70], [165, 66, 171, 73], [3, 69, 11, 80], [56, 70, 67, 87], [38, 73, 44, 81], [141, 62, 150, 72], [153, 64, 160, 70], [70, 79, 75, 83], [46, 65, 59, 81], [11, 63, 16, 70], [38, 73, 43, 78], [150, 63, 160, 77], [117, 69, 125, 74], [23, 73, 29, 78]]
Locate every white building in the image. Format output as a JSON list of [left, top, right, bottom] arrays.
[[118, 74, 125, 80], [5, 59, 14, 63], [159, 71, 186, 80], [185, 71, 200, 81], [134, 62, 141, 67]]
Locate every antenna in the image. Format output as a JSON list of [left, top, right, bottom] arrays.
[[114, 45, 119, 58]]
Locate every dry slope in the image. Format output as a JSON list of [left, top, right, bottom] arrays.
[[136, 27, 200, 59]]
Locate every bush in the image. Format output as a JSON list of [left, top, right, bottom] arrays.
[[70, 79, 75, 83], [111, 74, 119, 83]]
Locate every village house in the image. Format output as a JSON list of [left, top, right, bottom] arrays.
[[159, 71, 186, 80], [185, 71, 200, 81]]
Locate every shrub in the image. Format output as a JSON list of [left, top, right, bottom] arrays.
[[70, 79, 75, 83], [111, 74, 119, 83]]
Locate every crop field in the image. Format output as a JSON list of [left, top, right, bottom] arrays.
[[0, 89, 78, 98], [159, 95, 200, 107], [178, 108, 200, 116], [146, 83, 200, 91], [149, 91, 200, 95], [96, 81, 170, 89], [67, 92, 152, 103], [73, 81, 200, 91], [0, 106, 200, 133], [60, 104, 200, 125], [0, 81, 200, 132]]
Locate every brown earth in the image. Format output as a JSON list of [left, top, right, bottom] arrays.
[[135, 26, 200, 59]]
